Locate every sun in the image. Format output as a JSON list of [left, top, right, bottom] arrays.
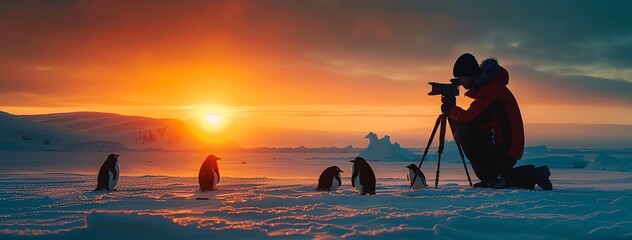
[[206, 113, 221, 126], [191, 106, 233, 138]]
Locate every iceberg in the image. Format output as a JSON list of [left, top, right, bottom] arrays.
[[357, 132, 419, 161]]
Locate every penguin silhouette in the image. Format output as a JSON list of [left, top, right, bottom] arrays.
[[199, 154, 221, 191], [95, 154, 120, 191], [316, 166, 343, 191], [406, 164, 428, 189], [350, 157, 376, 195]]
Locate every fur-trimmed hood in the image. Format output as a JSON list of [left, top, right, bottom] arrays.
[[474, 58, 508, 88]]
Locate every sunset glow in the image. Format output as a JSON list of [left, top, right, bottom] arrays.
[[0, 1, 630, 148]]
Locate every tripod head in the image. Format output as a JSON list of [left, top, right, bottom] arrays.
[[428, 78, 460, 115]]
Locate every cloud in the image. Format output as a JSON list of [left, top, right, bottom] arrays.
[[1, 0, 631, 111], [0, 65, 84, 96], [508, 64, 632, 106], [439, 1, 632, 81]]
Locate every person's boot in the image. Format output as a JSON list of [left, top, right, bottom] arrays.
[[535, 165, 553, 191], [473, 181, 493, 188], [505, 165, 536, 190], [492, 174, 508, 189]]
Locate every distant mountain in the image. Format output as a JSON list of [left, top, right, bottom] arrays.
[[8, 110, 630, 150], [22, 112, 240, 151], [0, 111, 127, 151], [231, 124, 632, 149]]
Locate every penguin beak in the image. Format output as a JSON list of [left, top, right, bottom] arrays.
[[349, 160, 355, 163], [339, 170, 344, 173]]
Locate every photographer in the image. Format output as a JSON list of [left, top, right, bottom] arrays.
[[442, 53, 552, 190]]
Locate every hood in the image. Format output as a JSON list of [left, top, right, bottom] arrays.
[[474, 58, 508, 88]]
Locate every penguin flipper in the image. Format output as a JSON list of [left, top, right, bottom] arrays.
[[351, 171, 358, 188], [359, 168, 376, 196], [317, 171, 333, 191], [417, 169, 428, 186], [110, 166, 117, 180]]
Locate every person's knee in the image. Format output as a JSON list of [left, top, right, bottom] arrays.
[[454, 125, 477, 145]]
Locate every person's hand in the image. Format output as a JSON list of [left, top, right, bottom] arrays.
[[441, 96, 455, 114]]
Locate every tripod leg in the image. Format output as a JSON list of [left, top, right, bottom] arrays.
[[455, 143, 473, 187], [448, 118, 473, 187], [434, 115, 448, 189], [411, 115, 441, 188]]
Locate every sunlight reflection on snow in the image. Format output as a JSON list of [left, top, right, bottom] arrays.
[[1, 171, 632, 239]]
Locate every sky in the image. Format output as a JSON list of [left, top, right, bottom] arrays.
[[1, 1, 631, 147]]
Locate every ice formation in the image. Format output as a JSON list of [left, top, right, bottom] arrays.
[[357, 132, 418, 161]]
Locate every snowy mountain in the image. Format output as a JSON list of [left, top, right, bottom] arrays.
[[21, 112, 239, 151], [0, 111, 127, 151]]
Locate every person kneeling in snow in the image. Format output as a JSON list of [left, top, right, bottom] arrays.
[[443, 53, 552, 190]]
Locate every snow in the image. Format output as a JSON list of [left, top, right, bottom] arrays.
[[358, 132, 418, 161], [588, 154, 632, 172], [1, 151, 631, 239], [0, 112, 126, 152]]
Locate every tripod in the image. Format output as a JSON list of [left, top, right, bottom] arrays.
[[410, 113, 473, 189]]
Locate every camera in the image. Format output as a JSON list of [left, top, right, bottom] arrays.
[[428, 78, 460, 97]]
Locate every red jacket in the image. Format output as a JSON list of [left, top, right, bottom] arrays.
[[448, 59, 525, 160]]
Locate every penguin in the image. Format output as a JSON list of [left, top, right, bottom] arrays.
[[350, 157, 376, 195], [95, 154, 120, 191], [199, 154, 221, 191], [316, 166, 343, 191], [406, 164, 428, 189]]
